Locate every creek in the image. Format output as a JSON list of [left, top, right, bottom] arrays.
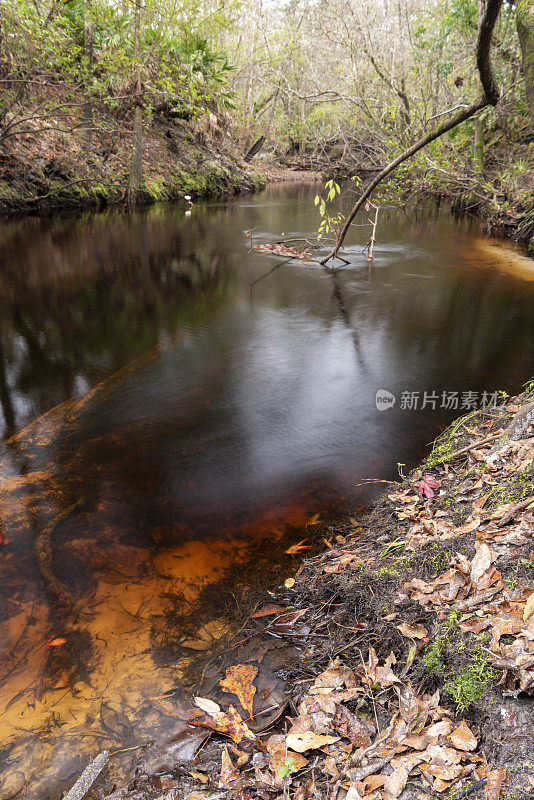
[[1, 183, 534, 799]]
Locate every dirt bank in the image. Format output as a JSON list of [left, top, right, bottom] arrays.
[[87, 381, 534, 800], [0, 100, 327, 217], [0, 100, 266, 215]]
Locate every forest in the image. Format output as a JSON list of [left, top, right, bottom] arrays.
[[0, 0, 532, 249]]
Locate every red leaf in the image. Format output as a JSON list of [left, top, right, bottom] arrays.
[[414, 476, 441, 499]]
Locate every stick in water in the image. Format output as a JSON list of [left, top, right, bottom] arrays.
[[62, 751, 109, 800]]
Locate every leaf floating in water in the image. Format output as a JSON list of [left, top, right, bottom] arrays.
[[220, 665, 258, 718], [46, 637, 67, 647], [285, 539, 308, 555]]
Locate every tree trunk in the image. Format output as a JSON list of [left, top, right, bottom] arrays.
[[82, 0, 94, 146], [516, 0, 534, 129], [128, 0, 144, 199]]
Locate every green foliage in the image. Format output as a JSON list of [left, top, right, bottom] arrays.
[[423, 612, 497, 712], [0, 0, 238, 137], [315, 180, 344, 240], [278, 756, 296, 779]]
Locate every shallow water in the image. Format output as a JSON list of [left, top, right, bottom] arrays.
[[1, 184, 534, 798]]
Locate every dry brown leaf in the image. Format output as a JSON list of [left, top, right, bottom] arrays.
[[219, 745, 241, 788], [286, 732, 340, 752], [250, 604, 286, 618], [191, 704, 257, 743], [425, 719, 453, 737], [459, 617, 491, 634], [484, 768, 509, 800], [471, 542, 495, 586], [457, 515, 481, 534], [383, 766, 409, 798], [362, 774, 388, 792], [266, 734, 308, 779], [396, 622, 428, 639], [220, 665, 258, 717], [448, 720, 477, 751], [190, 770, 209, 784], [284, 577, 295, 588], [423, 763, 464, 780], [489, 614, 524, 649], [346, 786, 363, 800], [523, 593, 534, 622]]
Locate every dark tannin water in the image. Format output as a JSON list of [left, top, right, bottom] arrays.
[[1, 184, 534, 798]]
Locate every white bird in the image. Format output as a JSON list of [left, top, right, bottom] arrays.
[[184, 194, 194, 208]]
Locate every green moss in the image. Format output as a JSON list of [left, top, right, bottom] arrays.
[[489, 462, 534, 507], [422, 410, 478, 469], [422, 611, 497, 712]]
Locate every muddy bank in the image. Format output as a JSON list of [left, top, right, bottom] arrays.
[[0, 101, 265, 215], [83, 381, 534, 800]]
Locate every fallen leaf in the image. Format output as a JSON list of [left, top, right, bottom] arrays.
[[266, 735, 308, 780], [190, 770, 209, 784], [219, 745, 241, 788], [284, 578, 295, 588], [191, 704, 257, 743], [220, 665, 258, 718], [396, 622, 428, 639], [46, 638, 67, 647], [448, 720, 477, 752], [383, 765, 408, 798], [251, 604, 286, 618], [286, 732, 340, 753], [194, 697, 221, 715], [470, 542, 494, 586], [484, 768, 509, 800], [523, 593, 534, 622], [457, 516, 481, 534], [414, 476, 441, 499]]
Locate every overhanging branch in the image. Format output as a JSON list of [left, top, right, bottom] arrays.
[[321, 0, 503, 265]]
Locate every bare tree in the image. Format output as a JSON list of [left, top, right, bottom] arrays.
[[82, 0, 94, 146], [128, 0, 144, 199], [321, 0, 504, 265]]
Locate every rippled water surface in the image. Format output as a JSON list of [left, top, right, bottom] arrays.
[[1, 184, 534, 798]]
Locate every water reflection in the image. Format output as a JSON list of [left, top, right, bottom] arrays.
[[0, 186, 534, 798]]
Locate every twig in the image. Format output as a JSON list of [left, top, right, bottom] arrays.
[[62, 751, 109, 800], [430, 432, 500, 466]]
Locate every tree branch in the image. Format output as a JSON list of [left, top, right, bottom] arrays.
[[321, 0, 503, 265]]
